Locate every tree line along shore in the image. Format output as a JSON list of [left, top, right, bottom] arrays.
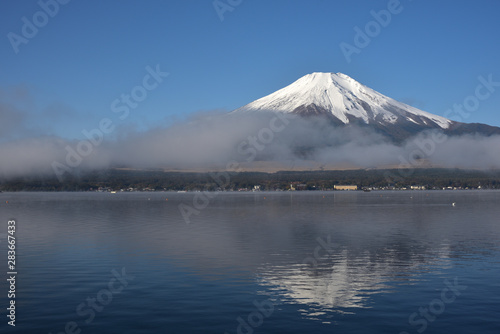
[[1, 168, 500, 192]]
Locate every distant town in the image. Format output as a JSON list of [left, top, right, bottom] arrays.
[[91, 184, 486, 193], [1, 168, 499, 192]]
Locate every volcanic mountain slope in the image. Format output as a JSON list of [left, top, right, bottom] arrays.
[[233, 72, 500, 141]]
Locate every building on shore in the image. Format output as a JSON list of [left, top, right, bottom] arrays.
[[334, 185, 358, 191]]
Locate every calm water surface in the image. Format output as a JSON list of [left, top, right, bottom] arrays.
[[0, 191, 499, 333]]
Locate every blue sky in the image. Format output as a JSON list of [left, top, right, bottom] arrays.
[[1, 0, 500, 140]]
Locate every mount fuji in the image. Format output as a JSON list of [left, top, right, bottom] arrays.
[[233, 72, 500, 141]]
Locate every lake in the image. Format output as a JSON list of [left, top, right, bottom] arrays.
[[0, 191, 499, 333]]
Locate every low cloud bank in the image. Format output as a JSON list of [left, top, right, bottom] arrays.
[[1, 111, 500, 180]]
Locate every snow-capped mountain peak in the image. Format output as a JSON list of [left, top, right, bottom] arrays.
[[233, 72, 452, 130]]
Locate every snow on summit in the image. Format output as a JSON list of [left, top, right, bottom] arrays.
[[234, 72, 452, 129]]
